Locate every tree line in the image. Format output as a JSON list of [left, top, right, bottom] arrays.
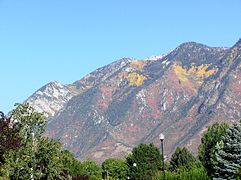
[[0, 104, 240, 179]]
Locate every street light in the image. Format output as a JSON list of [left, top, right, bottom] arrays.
[[133, 163, 137, 180], [159, 133, 165, 180]]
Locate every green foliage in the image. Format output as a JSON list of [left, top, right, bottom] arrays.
[[35, 137, 64, 179], [126, 143, 162, 180], [198, 122, 229, 176], [169, 147, 196, 171], [176, 164, 210, 180], [212, 123, 241, 179], [4, 104, 64, 179], [0, 165, 9, 180], [79, 160, 102, 179], [102, 158, 129, 180], [62, 150, 82, 177], [236, 167, 241, 180], [156, 164, 209, 180], [11, 103, 46, 142]]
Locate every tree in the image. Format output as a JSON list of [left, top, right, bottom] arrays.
[[78, 160, 102, 179], [212, 123, 241, 179], [169, 147, 196, 171], [0, 112, 21, 163], [0, 111, 21, 179], [4, 103, 64, 179], [62, 150, 82, 177], [35, 137, 64, 179], [102, 158, 129, 179], [198, 122, 229, 176], [126, 143, 162, 180]]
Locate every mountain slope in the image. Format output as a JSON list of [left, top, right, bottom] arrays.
[[27, 40, 241, 162]]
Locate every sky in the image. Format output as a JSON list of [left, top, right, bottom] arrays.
[[0, 0, 241, 113]]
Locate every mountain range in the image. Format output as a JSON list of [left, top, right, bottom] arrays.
[[26, 39, 241, 162]]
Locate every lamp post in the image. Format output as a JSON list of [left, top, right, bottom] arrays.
[[106, 170, 109, 180], [133, 163, 137, 180], [159, 133, 165, 180]]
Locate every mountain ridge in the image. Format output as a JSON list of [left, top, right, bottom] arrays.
[[26, 40, 241, 162]]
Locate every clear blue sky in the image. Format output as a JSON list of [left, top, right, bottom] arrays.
[[0, 0, 241, 113]]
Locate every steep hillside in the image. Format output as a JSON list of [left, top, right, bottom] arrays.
[[27, 40, 241, 162]]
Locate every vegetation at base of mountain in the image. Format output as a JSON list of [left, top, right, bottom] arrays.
[[212, 123, 241, 179], [2, 104, 64, 179], [169, 147, 197, 172], [0, 104, 240, 179], [198, 122, 229, 177], [155, 164, 210, 180], [78, 160, 102, 179], [62, 150, 82, 177], [126, 143, 162, 180], [102, 158, 129, 180]]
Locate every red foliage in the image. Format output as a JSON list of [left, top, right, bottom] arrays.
[[97, 84, 115, 110]]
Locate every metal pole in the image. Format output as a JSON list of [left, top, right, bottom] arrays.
[[107, 170, 109, 180], [161, 139, 165, 180]]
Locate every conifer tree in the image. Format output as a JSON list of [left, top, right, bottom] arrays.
[[212, 123, 241, 179], [169, 147, 196, 171]]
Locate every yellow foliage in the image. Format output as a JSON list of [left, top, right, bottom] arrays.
[[127, 73, 147, 86], [174, 63, 218, 84], [130, 61, 145, 71], [187, 64, 217, 77], [174, 65, 189, 82]]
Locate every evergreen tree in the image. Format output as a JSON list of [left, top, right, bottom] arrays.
[[126, 143, 162, 180], [212, 123, 241, 179], [169, 147, 196, 171], [198, 123, 229, 176]]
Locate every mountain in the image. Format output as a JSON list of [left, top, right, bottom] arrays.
[[26, 40, 241, 162], [26, 81, 76, 118]]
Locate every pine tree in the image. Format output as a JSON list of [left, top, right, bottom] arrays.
[[213, 123, 241, 179], [169, 147, 196, 171], [198, 123, 229, 176]]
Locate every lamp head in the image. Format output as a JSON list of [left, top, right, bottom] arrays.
[[159, 133, 165, 141]]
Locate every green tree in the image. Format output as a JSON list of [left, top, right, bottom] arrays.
[[102, 158, 129, 179], [236, 167, 241, 180], [212, 123, 241, 179], [154, 163, 209, 180], [126, 143, 162, 180], [198, 122, 229, 176], [169, 147, 196, 171], [35, 137, 64, 179], [62, 150, 82, 177], [4, 103, 64, 179], [79, 159, 102, 179]]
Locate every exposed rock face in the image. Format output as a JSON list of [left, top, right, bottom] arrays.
[[26, 40, 241, 162], [26, 81, 75, 118]]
